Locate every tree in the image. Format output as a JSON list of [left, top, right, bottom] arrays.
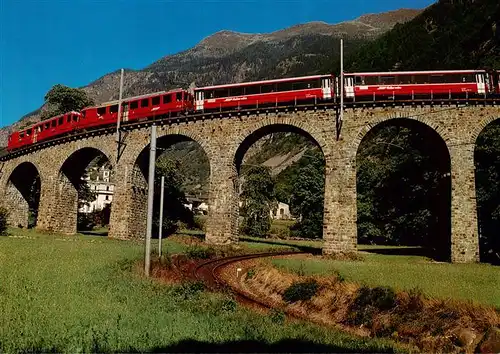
[[240, 166, 276, 237], [41, 84, 94, 119], [475, 122, 500, 264], [356, 124, 451, 259], [153, 158, 194, 237], [289, 149, 325, 238], [0, 206, 9, 235]]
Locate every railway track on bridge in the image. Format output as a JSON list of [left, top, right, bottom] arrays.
[[2, 97, 499, 162]]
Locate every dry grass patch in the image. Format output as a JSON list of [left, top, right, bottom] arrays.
[[239, 261, 500, 354]]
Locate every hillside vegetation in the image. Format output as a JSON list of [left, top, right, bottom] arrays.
[[346, 0, 500, 71]]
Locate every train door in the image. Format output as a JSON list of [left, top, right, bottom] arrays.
[[476, 73, 486, 95], [321, 77, 332, 99], [344, 76, 355, 98], [195, 90, 204, 111], [122, 102, 129, 122], [497, 71, 500, 94]]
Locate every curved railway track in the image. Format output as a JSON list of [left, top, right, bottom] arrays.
[[192, 251, 305, 310]]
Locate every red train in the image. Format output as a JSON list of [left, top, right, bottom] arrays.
[[7, 69, 500, 152], [342, 70, 493, 101], [193, 74, 334, 112]]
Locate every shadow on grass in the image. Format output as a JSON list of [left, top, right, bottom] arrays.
[[145, 339, 396, 353], [360, 245, 450, 262], [240, 237, 322, 255], [360, 246, 427, 257], [78, 229, 109, 237]]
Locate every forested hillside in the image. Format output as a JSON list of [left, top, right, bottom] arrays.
[[346, 0, 500, 71]]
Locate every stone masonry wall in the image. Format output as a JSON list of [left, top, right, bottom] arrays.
[[0, 104, 498, 263]]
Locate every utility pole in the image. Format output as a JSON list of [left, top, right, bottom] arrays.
[[144, 124, 157, 277], [158, 175, 165, 257], [116, 69, 124, 161], [339, 38, 344, 140]]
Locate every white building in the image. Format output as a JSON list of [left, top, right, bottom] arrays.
[[79, 165, 114, 213], [270, 201, 292, 220]]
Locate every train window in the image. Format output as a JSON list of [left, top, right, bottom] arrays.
[[19, 132, 24, 138], [26, 129, 31, 136], [73, 115, 78, 122], [413, 74, 428, 84], [44, 122, 50, 130], [176, 92, 182, 101], [58, 117, 63, 125], [152, 96, 160, 105], [261, 84, 274, 93], [292, 81, 309, 90], [141, 98, 149, 107], [430, 75, 445, 83], [130, 101, 138, 109], [229, 87, 243, 96], [380, 76, 396, 85], [245, 85, 260, 95], [398, 75, 412, 84], [163, 95, 172, 104], [51, 120, 56, 128], [97, 107, 106, 115], [354, 76, 364, 85], [364, 76, 379, 85], [67, 115, 71, 123], [109, 105, 118, 113], [214, 88, 229, 98], [37, 126, 42, 133], [462, 74, 476, 83], [276, 82, 294, 92]]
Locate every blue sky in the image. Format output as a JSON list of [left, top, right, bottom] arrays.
[[0, 0, 436, 128]]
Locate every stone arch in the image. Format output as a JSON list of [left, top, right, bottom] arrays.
[[350, 113, 452, 156], [473, 116, 500, 264], [3, 161, 42, 229], [233, 115, 329, 170], [232, 120, 327, 240], [355, 117, 452, 260], [123, 131, 212, 239], [53, 147, 115, 234]]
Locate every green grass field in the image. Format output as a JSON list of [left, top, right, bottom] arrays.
[[271, 251, 500, 308], [0, 228, 400, 353]]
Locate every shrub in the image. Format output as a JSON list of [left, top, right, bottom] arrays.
[[185, 246, 216, 260], [269, 309, 286, 324], [348, 286, 397, 326], [354, 286, 396, 311], [283, 279, 319, 303], [220, 297, 237, 312], [246, 268, 256, 280], [77, 212, 95, 231], [173, 281, 205, 300], [0, 206, 8, 235], [193, 215, 206, 232]]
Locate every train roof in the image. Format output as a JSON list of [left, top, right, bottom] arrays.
[[195, 74, 332, 91], [345, 69, 486, 76]]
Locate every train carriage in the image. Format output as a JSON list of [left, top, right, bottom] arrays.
[[7, 111, 81, 151], [79, 89, 194, 131], [342, 70, 490, 101], [193, 74, 334, 112]]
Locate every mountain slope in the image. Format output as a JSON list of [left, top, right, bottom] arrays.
[[0, 8, 420, 146], [346, 0, 500, 71]]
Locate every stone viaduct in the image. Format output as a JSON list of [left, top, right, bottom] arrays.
[[1, 103, 499, 263]]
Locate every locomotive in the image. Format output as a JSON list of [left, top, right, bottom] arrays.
[[7, 69, 500, 152]]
